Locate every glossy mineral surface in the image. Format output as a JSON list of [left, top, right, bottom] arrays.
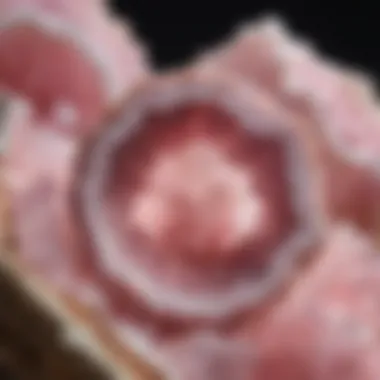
[[0, 3, 380, 380]]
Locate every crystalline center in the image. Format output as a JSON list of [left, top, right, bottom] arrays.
[[129, 138, 266, 259], [106, 104, 300, 276]]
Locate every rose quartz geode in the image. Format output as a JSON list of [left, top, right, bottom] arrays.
[[0, 4, 380, 380]]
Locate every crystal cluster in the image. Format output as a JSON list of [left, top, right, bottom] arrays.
[[0, 2, 379, 380]]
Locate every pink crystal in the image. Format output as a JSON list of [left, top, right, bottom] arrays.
[[1, 10, 380, 380]]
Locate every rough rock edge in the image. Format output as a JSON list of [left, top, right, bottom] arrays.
[[0, 252, 160, 380], [0, 5, 149, 105], [196, 14, 380, 171]]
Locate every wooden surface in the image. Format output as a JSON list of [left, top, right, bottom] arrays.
[[0, 267, 112, 380]]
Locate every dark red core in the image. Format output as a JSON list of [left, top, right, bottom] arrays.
[[104, 103, 302, 289]]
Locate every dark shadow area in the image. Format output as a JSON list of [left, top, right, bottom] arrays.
[[111, 0, 380, 80], [0, 268, 110, 380]]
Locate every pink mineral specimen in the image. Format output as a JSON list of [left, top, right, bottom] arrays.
[[244, 226, 380, 380], [163, 226, 380, 380], [73, 70, 322, 321], [0, 0, 148, 112], [0, 0, 151, 377], [0, 0, 149, 201], [1, 8, 380, 380], [197, 17, 380, 234]]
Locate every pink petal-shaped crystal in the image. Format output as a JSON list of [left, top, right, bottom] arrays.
[[197, 16, 380, 233], [156, 227, 380, 380], [239, 226, 380, 380], [0, 0, 148, 132]]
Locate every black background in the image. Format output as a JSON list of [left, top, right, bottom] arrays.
[[110, 0, 380, 83]]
